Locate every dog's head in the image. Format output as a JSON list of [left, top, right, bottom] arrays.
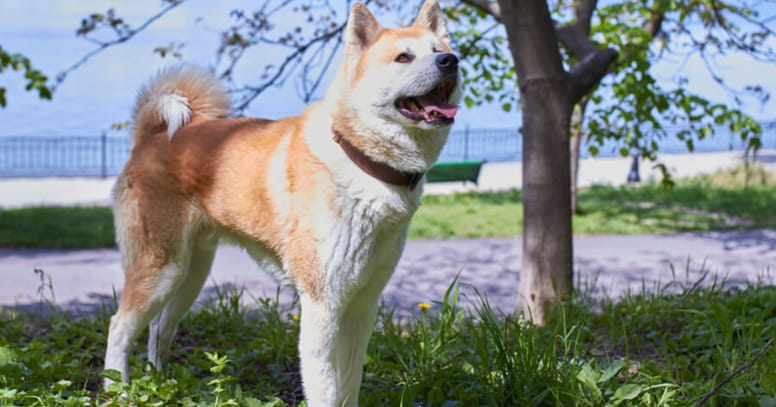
[[329, 0, 461, 132]]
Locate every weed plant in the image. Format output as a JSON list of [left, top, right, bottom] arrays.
[[1, 274, 774, 406]]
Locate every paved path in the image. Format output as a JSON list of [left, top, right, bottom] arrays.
[[1, 150, 775, 317], [2, 229, 774, 317]]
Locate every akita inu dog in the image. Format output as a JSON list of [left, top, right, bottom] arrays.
[[104, 0, 459, 405]]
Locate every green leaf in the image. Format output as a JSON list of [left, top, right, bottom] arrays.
[[576, 362, 600, 387], [576, 362, 603, 402], [759, 395, 776, 407], [0, 346, 16, 367], [52, 380, 72, 391], [613, 383, 642, 402], [761, 371, 776, 392], [100, 368, 123, 383], [598, 359, 626, 383]]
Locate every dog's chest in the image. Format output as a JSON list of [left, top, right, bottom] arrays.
[[316, 187, 417, 294]]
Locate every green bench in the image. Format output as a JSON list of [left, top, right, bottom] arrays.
[[426, 161, 484, 184]]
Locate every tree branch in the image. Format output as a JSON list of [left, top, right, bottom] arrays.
[[53, 0, 188, 92], [461, 0, 501, 21], [691, 338, 774, 407], [298, 35, 343, 102], [554, 0, 614, 66], [555, 24, 599, 60], [567, 48, 618, 104], [574, 0, 597, 35], [643, 6, 665, 38], [232, 21, 346, 113]]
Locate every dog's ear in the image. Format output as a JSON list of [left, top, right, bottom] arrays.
[[413, 0, 450, 45], [344, 3, 381, 56]]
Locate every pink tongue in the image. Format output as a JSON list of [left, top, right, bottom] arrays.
[[422, 102, 458, 120]]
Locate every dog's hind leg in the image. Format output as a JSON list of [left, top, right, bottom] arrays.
[[148, 230, 218, 370], [105, 259, 186, 384], [104, 188, 197, 385]]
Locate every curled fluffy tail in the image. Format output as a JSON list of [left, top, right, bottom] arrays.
[[132, 65, 231, 144]]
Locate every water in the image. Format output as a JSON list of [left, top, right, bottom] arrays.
[[3, 124, 774, 178], [0, 1, 773, 177]]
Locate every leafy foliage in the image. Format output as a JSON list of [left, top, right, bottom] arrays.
[[0, 46, 51, 108], [453, 0, 772, 175], [585, 0, 767, 166], [444, 5, 516, 112]]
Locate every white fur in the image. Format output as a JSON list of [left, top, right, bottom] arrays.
[[104, 1, 458, 405], [157, 93, 191, 139], [293, 107, 417, 406], [340, 33, 461, 173], [131, 64, 230, 144]]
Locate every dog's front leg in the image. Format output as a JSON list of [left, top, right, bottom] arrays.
[[298, 294, 341, 407], [334, 289, 381, 407], [299, 291, 375, 407]]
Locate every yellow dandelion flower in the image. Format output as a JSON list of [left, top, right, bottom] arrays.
[[292, 314, 300, 322], [418, 302, 431, 311]]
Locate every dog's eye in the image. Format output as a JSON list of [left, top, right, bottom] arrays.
[[395, 53, 413, 63]]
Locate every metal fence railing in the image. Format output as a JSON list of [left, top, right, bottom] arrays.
[[1, 122, 774, 178], [436, 121, 776, 162], [0, 133, 131, 178]]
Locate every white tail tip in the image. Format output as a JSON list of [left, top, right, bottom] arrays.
[[156, 93, 191, 139]]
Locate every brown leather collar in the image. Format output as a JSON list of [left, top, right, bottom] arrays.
[[332, 130, 423, 191]]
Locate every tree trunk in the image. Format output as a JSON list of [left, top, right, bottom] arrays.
[[570, 100, 588, 215], [498, 0, 574, 324]]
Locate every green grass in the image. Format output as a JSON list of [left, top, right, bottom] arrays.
[[0, 206, 114, 248], [410, 163, 776, 239], [1, 165, 774, 247], [1, 277, 775, 406], [410, 189, 523, 238]]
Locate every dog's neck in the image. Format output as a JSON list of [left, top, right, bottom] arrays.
[[331, 127, 424, 190]]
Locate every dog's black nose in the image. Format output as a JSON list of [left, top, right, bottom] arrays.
[[435, 53, 458, 74]]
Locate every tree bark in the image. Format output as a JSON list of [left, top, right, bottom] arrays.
[[498, 0, 573, 324]]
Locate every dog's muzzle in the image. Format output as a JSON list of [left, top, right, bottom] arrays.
[[394, 53, 460, 126], [435, 53, 458, 76]]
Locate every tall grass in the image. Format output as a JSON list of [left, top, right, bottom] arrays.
[[1, 273, 774, 406]]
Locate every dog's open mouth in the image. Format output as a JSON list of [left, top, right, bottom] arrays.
[[395, 79, 458, 125]]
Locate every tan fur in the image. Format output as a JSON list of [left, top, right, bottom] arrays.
[[106, 1, 458, 405], [132, 65, 230, 143], [121, 115, 329, 298]]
